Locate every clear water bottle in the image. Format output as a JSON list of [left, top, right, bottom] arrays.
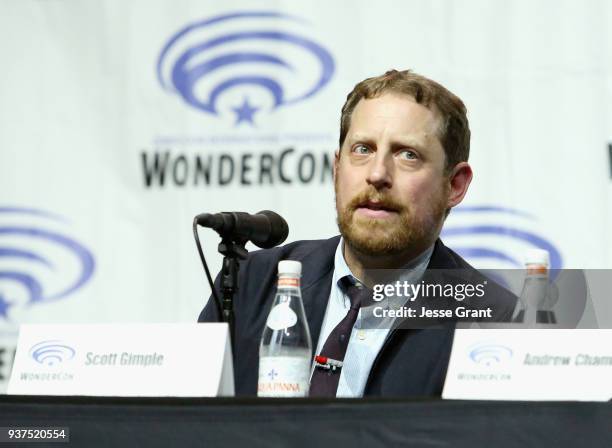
[[512, 249, 552, 325], [258, 260, 312, 397]]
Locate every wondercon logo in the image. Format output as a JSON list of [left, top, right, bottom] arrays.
[[0, 207, 95, 320], [469, 343, 513, 366], [29, 340, 76, 366], [442, 205, 563, 270], [157, 11, 335, 126]]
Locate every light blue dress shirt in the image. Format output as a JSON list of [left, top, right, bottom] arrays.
[[313, 238, 434, 397]]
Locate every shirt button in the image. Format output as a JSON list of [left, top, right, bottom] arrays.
[[358, 330, 366, 340]]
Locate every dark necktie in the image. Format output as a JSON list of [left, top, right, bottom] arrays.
[[309, 276, 369, 397]]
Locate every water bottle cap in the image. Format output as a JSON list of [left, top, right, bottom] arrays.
[[524, 249, 549, 267], [278, 260, 302, 276]]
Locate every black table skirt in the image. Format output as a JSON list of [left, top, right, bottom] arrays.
[[1, 395, 610, 447]]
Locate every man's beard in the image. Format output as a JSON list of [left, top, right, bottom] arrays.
[[335, 183, 448, 257]]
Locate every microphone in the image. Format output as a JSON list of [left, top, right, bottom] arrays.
[[195, 210, 289, 249]]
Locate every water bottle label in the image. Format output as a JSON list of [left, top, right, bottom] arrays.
[[258, 356, 311, 397], [527, 266, 548, 276], [266, 303, 298, 330], [278, 277, 300, 288]]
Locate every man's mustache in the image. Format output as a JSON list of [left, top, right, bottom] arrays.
[[346, 189, 405, 213]]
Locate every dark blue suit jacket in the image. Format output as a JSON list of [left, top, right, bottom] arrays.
[[198, 236, 516, 397]]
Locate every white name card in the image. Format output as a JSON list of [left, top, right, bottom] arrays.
[[8, 323, 234, 397], [443, 329, 612, 401]]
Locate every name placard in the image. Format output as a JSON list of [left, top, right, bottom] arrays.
[[8, 323, 233, 397], [442, 329, 612, 401]]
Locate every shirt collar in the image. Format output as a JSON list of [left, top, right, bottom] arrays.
[[333, 237, 354, 284]]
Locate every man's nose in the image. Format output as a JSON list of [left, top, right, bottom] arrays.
[[366, 152, 393, 190]]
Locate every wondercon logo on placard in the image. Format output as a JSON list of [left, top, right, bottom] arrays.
[[156, 11, 335, 126], [29, 340, 76, 367], [0, 207, 95, 320], [442, 205, 563, 270], [469, 343, 513, 366]]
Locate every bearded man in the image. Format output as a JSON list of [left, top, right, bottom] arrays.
[[199, 69, 516, 397]]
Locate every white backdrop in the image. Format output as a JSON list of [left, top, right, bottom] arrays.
[[1, 0, 612, 389]]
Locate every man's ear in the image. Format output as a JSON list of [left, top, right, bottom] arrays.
[[333, 149, 340, 181], [447, 162, 473, 209]]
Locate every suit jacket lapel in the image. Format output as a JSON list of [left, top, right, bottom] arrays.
[[299, 236, 339, 351], [427, 239, 460, 269]]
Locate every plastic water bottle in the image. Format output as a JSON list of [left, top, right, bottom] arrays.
[[512, 249, 552, 325], [258, 260, 312, 397]]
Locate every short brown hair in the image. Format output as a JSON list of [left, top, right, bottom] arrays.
[[339, 69, 470, 171]]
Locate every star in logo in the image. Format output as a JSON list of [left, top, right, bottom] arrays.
[[267, 368, 278, 381], [232, 97, 259, 126]]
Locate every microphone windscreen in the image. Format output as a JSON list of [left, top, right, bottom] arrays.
[[256, 210, 289, 248]]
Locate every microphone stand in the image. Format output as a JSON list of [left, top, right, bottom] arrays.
[[217, 236, 248, 357], [193, 210, 288, 369]]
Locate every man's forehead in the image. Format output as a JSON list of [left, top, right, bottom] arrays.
[[348, 93, 443, 140]]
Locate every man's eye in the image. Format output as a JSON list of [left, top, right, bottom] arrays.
[[352, 144, 371, 155], [398, 149, 418, 160]]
